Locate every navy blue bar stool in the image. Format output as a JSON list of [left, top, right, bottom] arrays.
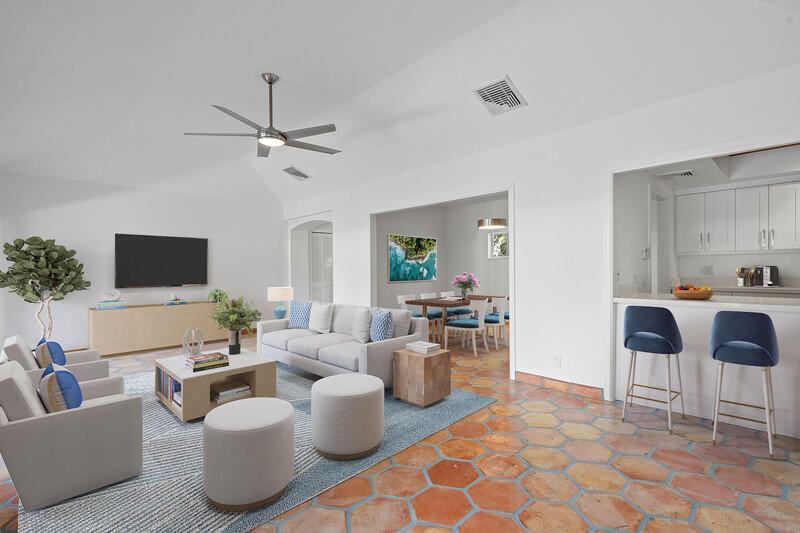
[[621, 306, 685, 432], [710, 311, 779, 458]]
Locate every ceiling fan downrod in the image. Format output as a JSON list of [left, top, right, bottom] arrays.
[[262, 72, 279, 129]]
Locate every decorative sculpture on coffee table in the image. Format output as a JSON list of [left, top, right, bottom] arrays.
[[183, 328, 204, 357]]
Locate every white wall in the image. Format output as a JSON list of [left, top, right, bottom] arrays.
[[0, 176, 287, 350], [286, 64, 800, 395], [613, 173, 651, 294]]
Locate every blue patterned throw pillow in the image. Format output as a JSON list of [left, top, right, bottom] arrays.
[[370, 308, 394, 342], [288, 301, 313, 329], [38, 364, 82, 412], [34, 340, 67, 367]]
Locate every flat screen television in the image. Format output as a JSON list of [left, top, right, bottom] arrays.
[[115, 234, 208, 288]]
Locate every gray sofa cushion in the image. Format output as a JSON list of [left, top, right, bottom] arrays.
[[287, 333, 357, 360], [3, 335, 39, 371], [318, 342, 361, 372], [262, 329, 317, 351], [0, 361, 47, 421], [331, 305, 361, 334]]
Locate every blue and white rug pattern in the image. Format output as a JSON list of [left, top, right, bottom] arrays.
[[19, 363, 494, 533]]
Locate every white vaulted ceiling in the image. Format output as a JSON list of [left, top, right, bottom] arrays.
[[2, 0, 800, 204]]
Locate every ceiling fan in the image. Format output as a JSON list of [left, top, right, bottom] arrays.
[[184, 72, 340, 158]]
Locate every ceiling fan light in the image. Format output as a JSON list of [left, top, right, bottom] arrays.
[[258, 135, 285, 147], [477, 218, 507, 230]]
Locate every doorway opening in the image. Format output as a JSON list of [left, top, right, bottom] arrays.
[[290, 220, 333, 303]]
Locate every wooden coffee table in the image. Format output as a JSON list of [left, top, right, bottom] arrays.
[[154, 349, 276, 421], [393, 348, 451, 407]]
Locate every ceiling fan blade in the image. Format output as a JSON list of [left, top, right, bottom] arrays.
[[211, 105, 264, 130], [257, 143, 271, 158], [283, 123, 336, 140], [284, 139, 341, 155], [184, 132, 257, 137]]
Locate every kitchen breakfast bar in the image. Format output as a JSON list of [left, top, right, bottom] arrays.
[[613, 294, 800, 438]]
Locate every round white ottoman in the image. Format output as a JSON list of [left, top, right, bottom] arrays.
[[312, 373, 384, 460], [204, 397, 294, 510]]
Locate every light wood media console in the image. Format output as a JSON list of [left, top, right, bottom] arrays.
[[89, 301, 226, 357]]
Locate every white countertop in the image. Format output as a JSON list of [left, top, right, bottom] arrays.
[[711, 286, 800, 294], [614, 292, 800, 313]]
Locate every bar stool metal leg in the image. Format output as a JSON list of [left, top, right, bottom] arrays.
[[674, 353, 686, 419], [621, 350, 635, 422], [665, 354, 673, 433], [629, 351, 637, 409], [761, 368, 775, 459], [712, 361, 724, 445], [767, 367, 777, 439]]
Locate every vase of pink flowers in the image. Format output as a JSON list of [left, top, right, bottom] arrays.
[[452, 272, 479, 299]]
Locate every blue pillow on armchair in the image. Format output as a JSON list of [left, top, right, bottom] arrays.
[[288, 301, 313, 329], [369, 308, 394, 342], [38, 364, 83, 412]]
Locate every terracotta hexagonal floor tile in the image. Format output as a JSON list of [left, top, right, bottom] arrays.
[[671, 473, 738, 506], [315, 476, 373, 507], [523, 389, 555, 401], [411, 487, 472, 526], [576, 491, 644, 532], [521, 447, 571, 470], [448, 420, 489, 439], [559, 423, 603, 441], [520, 471, 579, 502], [481, 433, 526, 453], [568, 463, 626, 491], [486, 416, 527, 433], [521, 427, 566, 447], [489, 404, 525, 417], [519, 502, 589, 533], [470, 378, 498, 387], [624, 412, 672, 429], [521, 412, 560, 428], [493, 392, 525, 404], [743, 495, 800, 532], [552, 395, 587, 408], [789, 486, 800, 506], [464, 408, 493, 422], [695, 506, 771, 533], [714, 466, 781, 496], [672, 423, 715, 443], [393, 444, 440, 467], [426, 459, 479, 488], [249, 525, 277, 533], [459, 512, 524, 533], [652, 449, 710, 473], [637, 429, 689, 449], [690, 442, 750, 465], [468, 478, 528, 513], [624, 482, 692, 518], [555, 408, 595, 423], [724, 436, 785, 459], [612, 456, 670, 482], [350, 497, 411, 533], [420, 430, 450, 445], [465, 386, 495, 396], [439, 438, 485, 460], [522, 400, 558, 412], [643, 518, 703, 533], [374, 466, 427, 498], [563, 440, 613, 463], [406, 526, 450, 533], [360, 458, 392, 477], [593, 417, 638, 435], [587, 402, 622, 418], [752, 458, 800, 485], [281, 507, 347, 533], [475, 453, 527, 479], [602, 434, 652, 455], [495, 382, 528, 393]]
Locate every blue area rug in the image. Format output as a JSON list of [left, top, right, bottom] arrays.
[[19, 363, 494, 533]]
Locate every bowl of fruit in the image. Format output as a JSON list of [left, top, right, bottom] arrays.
[[672, 284, 713, 300]]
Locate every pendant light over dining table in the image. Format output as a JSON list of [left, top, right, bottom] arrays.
[[477, 218, 507, 230]]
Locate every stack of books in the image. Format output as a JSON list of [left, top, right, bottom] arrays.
[[165, 298, 187, 306], [211, 381, 252, 404], [184, 352, 229, 372], [406, 341, 441, 355], [96, 300, 127, 310]]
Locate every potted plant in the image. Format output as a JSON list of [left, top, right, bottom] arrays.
[[207, 288, 262, 355], [0, 237, 91, 340], [451, 272, 479, 299]]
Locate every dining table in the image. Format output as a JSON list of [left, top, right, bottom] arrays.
[[405, 294, 509, 341]]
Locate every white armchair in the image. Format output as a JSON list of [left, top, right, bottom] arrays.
[[3, 335, 109, 382], [0, 361, 142, 510]]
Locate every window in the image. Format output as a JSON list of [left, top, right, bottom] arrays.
[[488, 231, 508, 258]]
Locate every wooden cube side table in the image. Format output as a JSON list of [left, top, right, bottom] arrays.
[[393, 348, 451, 407]]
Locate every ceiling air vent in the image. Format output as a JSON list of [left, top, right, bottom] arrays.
[[657, 169, 694, 178], [474, 75, 527, 116], [282, 165, 311, 181]]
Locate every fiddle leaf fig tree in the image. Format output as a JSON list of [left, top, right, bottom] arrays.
[[0, 237, 91, 340]]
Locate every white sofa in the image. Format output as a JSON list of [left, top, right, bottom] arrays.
[[257, 304, 428, 385]]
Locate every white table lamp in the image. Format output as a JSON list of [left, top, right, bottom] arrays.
[[267, 287, 294, 319]]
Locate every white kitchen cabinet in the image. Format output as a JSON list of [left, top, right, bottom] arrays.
[[768, 182, 800, 249], [704, 189, 736, 252], [736, 186, 769, 251], [675, 193, 705, 253]]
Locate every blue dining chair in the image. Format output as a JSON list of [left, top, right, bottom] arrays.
[[439, 291, 472, 318], [710, 311, 779, 458], [621, 306, 685, 432]]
